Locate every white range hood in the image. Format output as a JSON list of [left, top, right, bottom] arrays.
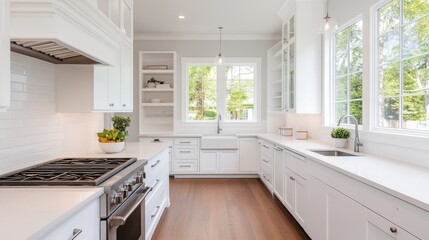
[[9, 0, 122, 65]]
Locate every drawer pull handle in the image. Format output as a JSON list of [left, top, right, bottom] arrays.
[[152, 179, 160, 189], [263, 159, 269, 163], [180, 141, 191, 144], [274, 147, 282, 151], [151, 206, 161, 218], [290, 176, 295, 181], [68, 228, 82, 240], [180, 165, 192, 168], [390, 227, 397, 233], [151, 160, 161, 168], [263, 175, 271, 182], [179, 151, 192, 153]]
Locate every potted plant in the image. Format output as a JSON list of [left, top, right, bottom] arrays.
[[97, 115, 131, 153], [331, 127, 350, 148]]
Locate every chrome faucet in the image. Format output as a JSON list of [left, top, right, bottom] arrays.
[[337, 115, 363, 152], [217, 114, 222, 134]]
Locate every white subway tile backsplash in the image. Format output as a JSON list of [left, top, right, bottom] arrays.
[[0, 53, 104, 175]]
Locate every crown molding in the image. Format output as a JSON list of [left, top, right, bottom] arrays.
[[134, 33, 281, 41]]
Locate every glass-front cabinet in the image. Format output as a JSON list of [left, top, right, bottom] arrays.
[[282, 15, 296, 112], [277, 0, 323, 114]]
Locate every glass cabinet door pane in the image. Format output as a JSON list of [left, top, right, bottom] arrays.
[[283, 23, 288, 44], [289, 16, 295, 40]]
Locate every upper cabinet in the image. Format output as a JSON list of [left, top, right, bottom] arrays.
[[0, 0, 10, 111], [56, 0, 134, 113], [277, 0, 323, 113]]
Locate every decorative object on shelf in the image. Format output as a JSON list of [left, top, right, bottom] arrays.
[[216, 27, 224, 65], [156, 83, 171, 89], [279, 127, 293, 136], [145, 65, 168, 70], [150, 98, 161, 103], [295, 130, 308, 140], [320, 0, 338, 33], [146, 77, 164, 88], [331, 127, 350, 148]]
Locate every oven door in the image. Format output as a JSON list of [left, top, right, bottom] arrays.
[[105, 185, 151, 240]]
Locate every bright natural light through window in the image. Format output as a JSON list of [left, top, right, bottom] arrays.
[[184, 59, 259, 122], [376, 0, 429, 130], [334, 20, 363, 124]]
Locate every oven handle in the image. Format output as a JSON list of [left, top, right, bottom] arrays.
[[109, 186, 152, 227]]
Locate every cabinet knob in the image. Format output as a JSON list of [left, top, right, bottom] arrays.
[[390, 227, 397, 233], [122, 104, 126, 107]]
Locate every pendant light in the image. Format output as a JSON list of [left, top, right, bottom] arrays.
[[216, 27, 223, 65], [320, 0, 338, 33]]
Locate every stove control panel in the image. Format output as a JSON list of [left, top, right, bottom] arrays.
[[109, 169, 145, 207]]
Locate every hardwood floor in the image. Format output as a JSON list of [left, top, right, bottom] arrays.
[[152, 178, 311, 240]]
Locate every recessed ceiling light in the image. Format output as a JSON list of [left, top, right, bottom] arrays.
[[178, 15, 185, 19]]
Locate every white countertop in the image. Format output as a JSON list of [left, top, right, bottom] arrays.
[[256, 134, 429, 212], [139, 133, 259, 138], [88, 142, 171, 160], [0, 187, 103, 240]]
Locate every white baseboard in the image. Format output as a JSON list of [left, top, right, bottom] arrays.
[[172, 174, 259, 179]]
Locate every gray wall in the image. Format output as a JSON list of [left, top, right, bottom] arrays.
[[126, 39, 278, 141]]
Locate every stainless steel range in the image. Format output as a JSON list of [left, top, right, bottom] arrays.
[[0, 157, 150, 240]]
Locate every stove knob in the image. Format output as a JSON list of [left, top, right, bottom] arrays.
[[120, 186, 128, 198], [135, 175, 143, 184], [125, 182, 133, 191], [112, 193, 123, 204]]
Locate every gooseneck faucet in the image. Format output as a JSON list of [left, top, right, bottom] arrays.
[[337, 115, 363, 152], [217, 114, 222, 134]]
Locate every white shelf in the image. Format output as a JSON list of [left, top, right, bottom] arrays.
[[272, 96, 282, 99], [141, 88, 174, 92], [140, 103, 174, 107], [272, 80, 282, 85], [141, 69, 174, 74]]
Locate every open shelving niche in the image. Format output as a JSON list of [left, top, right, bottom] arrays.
[[139, 51, 177, 135]]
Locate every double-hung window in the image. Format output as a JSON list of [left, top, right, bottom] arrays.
[[376, 0, 429, 130], [183, 58, 260, 122], [333, 19, 363, 124]]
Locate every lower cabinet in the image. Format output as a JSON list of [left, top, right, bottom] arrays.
[[306, 175, 419, 240], [273, 145, 284, 202], [239, 138, 257, 172], [284, 168, 306, 227], [144, 148, 170, 240], [42, 199, 99, 240], [200, 150, 239, 173]]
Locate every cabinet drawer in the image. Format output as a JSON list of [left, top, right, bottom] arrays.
[[145, 181, 167, 240], [173, 160, 198, 172], [41, 199, 99, 240], [284, 149, 306, 179], [260, 141, 274, 157], [174, 138, 199, 145], [261, 152, 273, 168], [261, 163, 273, 188], [139, 137, 173, 144], [145, 149, 169, 186], [174, 146, 198, 159]]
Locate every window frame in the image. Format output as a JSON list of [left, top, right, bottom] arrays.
[[371, 0, 429, 135], [181, 57, 261, 124], [327, 16, 364, 127]]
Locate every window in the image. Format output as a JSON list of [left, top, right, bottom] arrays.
[[334, 20, 363, 124], [376, 0, 429, 130], [183, 58, 260, 122]]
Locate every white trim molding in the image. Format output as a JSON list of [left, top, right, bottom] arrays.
[[134, 34, 281, 41]]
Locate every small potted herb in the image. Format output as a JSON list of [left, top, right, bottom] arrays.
[[331, 127, 350, 148]]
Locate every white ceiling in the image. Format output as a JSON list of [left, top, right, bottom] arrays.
[[133, 0, 285, 40]]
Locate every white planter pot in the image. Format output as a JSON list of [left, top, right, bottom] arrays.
[[334, 138, 348, 148], [99, 142, 125, 153]]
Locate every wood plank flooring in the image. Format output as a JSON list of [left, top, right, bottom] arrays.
[[152, 178, 311, 240]]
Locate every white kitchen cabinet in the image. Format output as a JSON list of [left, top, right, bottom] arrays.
[[145, 148, 170, 240], [41, 199, 99, 240], [267, 41, 283, 112], [284, 168, 306, 227], [172, 138, 199, 174], [239, 138, 257, 172], [256, 140, 262, 176], [199, 150, 239, 173], [119, 41, 133, 110], [273, 145, 284, 202], [0, 0, 10, 111], [277, 0, 323, 113]]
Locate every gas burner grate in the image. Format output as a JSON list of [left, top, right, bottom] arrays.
[[0, 158, 137, 186]]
